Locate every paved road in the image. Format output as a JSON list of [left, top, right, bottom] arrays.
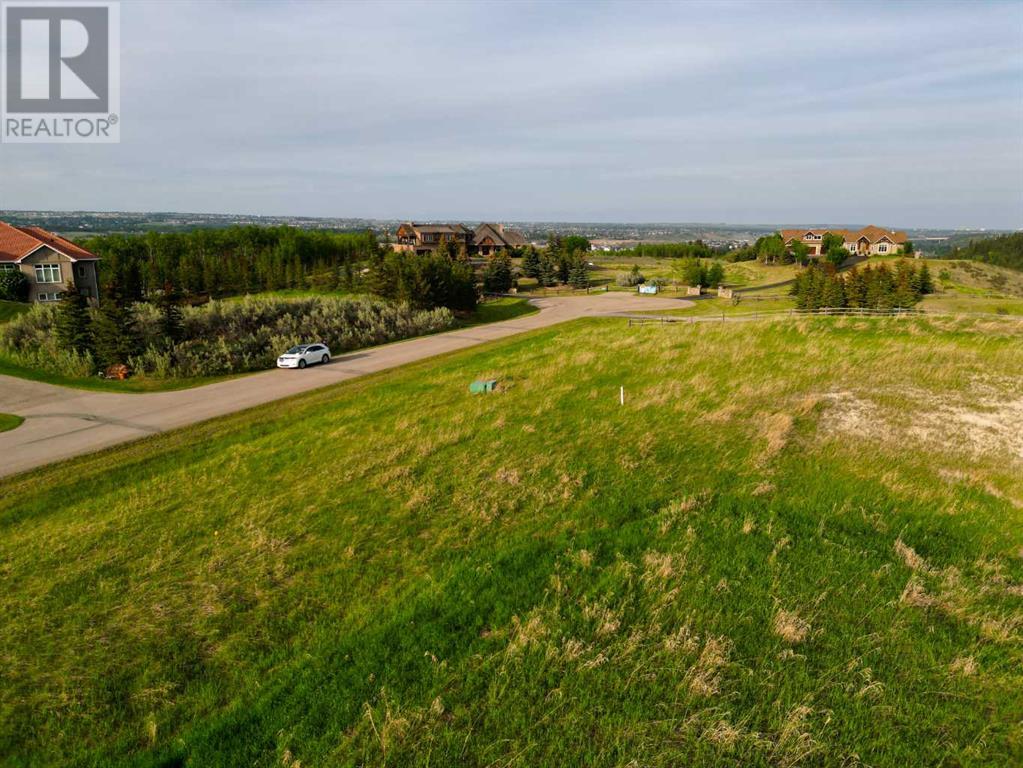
[[0, 293, 690, 478]]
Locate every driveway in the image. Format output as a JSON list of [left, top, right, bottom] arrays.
[[0, 292, 690, 478]]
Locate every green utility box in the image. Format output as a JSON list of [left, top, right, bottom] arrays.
[[469, 379, 498, 394]]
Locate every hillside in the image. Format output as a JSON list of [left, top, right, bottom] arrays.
[[942, 232, 1023, 272], [2, 316, 1022, 766]]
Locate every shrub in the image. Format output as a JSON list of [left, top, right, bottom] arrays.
[[1, 295, 454, 380], [616, 266, 646, 287], [0, 269, 29, 302]]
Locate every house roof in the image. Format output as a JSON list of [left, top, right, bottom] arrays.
[[0, 221, 99, 262], [473, 222, 527, 248], [399, 222, 471, 236], [780, 226, 907, 245]]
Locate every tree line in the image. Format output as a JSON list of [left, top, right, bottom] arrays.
[[614, 241, 716, 260], [791, 260, 934, 310], [516, 234, 592, 290], [942, 232, 1023, 273], [80, 226, 380, 301], [36, 227, 481, 372]]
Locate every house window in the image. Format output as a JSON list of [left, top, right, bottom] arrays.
[[38, 292, 63, 302], [878, 244, 888, 253], [34, 263, 61, 283], [77, 264, 87, 277], [0, 263, 15, 271]]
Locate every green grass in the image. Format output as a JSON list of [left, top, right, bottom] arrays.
[[0, 352, 242, 393], [640, 296, 798, 317], [0, 413, 23, 432], [921, 294, 1023, 316], [0, 300, 30, 324], [2, 316, 1022, 766], [513, 258, 801, 297], [456, 296, 537, 327]]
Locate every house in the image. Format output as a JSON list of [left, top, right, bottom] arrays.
[[779, 225, 908, 257], [473, 223, 528, 256], [0, 221, 100, 303], [393, 222, 473, 255]]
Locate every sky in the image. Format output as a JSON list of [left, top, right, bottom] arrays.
[[2, 0, 1022, 228]]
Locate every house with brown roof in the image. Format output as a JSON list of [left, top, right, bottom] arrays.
[[393, 222, 474, 255], [0, 221, 100, 303], [780, 225, 908, 258], [473, 223, 528, 256]]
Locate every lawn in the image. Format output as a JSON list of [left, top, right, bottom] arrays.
[[639, 295, 798, 317], [1, 316, 1022, 766], [921, 294, 1023, 316], [0, 413, 23, 432], [0, 353, 243, 393], [0, 300, 30, 324], [456, 296, 537, 327], [514, 258, 802, 297]]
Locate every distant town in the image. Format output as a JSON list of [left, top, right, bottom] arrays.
[[0, 210, 1008, 256]]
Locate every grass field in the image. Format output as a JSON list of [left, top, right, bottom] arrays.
[[0, 300, 30, 325], [516, 257, 799, 296], [639, 296, 798, 317], [455, 296, 537, 327], [2, 315, 1021, 766], [0, 413, 23, 432]]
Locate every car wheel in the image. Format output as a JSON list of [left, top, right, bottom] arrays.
[[321, 354, 329, 365], [298, 359, 306, 369]]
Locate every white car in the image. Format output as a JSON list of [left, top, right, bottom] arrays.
[[277, 343, 331, 369]]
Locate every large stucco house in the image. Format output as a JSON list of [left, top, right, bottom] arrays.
[[0, 221, 100, 303], [780, 225, 909, 258], [393, 222, 474, 255], [472, 223, 528, 255], [392, 221, 528, 256]]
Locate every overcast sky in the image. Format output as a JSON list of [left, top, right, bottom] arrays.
[[2, 0, 1022, 228]]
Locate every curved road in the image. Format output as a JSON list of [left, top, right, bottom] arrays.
[[0, 293, 690, 478]]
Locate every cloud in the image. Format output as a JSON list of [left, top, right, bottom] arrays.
[[1, 0, 1020, 227]]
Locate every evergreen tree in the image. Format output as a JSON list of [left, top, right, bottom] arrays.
[[482, 253, 514, 293], [92, 279, 140, 368], [844, 267, 867, 307], [157, 282, 184, 345], [538, 254, 558, 287], [822, 273, 846, 308], [569, 258, 590, 290], [865, 264, 896, 309], [545, 233, 562, 263], [892, 260, 919, 308], [55, 286, 93, 357], [557, 255, 572, 284], [918, 263, 934, 294], [521, 247, 541, 279]]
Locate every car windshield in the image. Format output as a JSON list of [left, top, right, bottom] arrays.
[[286, 345, 308, 354]]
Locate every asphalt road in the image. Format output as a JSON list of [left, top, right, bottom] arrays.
[[0, 293, 690, 478]]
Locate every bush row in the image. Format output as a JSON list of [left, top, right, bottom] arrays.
[[1, 295, 453, 379]]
